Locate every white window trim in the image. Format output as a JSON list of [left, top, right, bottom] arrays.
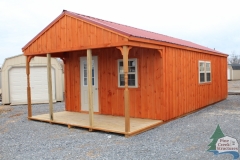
[[118, 58, 138, 88], [199, 60, 211, 83]]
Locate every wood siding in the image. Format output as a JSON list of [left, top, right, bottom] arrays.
[[163, 47, 227, 120], [24, 15, 127, 55], [64, 47, 227, 121]]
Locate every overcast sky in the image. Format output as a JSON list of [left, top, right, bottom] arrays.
[[1, 0, 240, 66]]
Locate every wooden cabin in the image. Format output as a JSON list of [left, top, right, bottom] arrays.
[[22, 10, 228, 137]]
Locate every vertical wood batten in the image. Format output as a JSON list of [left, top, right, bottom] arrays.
[[26, 56, 32, 118], [47, 54, 53, 120], [87, 49, 94, 131]]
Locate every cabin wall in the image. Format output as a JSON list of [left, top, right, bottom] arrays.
[[97, 48, 164, 119], [162, 47, 228, 120], [64, 51, 82, 112], [64, 47, 164, 119], [64, 47, 227, 121]]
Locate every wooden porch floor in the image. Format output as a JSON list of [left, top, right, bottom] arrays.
[[30, 111, 163, 137]]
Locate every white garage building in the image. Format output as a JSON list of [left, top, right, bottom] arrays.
[[1, 54, 63, 105], [228, 64, 240, 81]]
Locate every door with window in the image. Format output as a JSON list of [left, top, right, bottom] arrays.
[[80, 56, 99, 112]]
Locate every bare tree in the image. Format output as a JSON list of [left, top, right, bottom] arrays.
[[228, 51, 240, 64]]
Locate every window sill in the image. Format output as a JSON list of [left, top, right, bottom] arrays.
[[199, 82, 212, 85], [118, 86, 139, 89]]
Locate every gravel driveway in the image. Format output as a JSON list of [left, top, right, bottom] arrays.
[[1, 95, 240, 160]]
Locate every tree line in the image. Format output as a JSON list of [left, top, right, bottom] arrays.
[[228, 52, 240, 64]]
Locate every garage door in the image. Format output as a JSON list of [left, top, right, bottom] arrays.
[[9, 67, 56, 104]]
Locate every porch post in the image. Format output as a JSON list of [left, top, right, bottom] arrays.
[[117, 46, 132, 133], [47, 53, 53, 121], [26, 56, 32, 118], [87, 49, 94, 131]]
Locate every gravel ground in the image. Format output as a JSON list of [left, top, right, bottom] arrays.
[[1, 95, 240, 160]]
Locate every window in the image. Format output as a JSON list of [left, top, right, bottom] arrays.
[[199, 61, 211, 83], [118, 59, 138, 87], [83, 60, 95, 86]]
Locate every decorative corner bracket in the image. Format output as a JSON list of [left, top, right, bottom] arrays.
[[157, 46, 166, 58], [116, 46, 132, 56], [60, 57, 66, 64], [27, 55, 35, 63]]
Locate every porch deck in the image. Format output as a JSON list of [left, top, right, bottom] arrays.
[[30, 111, 163, 137]]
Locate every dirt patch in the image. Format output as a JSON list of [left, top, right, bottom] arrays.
[[221, 110, 240, 115], [206, 110, 240, 116], [0, 106, 12, 114], [206, 112, 224, 116], [9, 112, 23, 118]]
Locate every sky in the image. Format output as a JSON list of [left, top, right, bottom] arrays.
[[1, 0, 240, 66]]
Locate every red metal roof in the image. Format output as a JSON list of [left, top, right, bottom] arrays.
[[66, 10, 223, 54]]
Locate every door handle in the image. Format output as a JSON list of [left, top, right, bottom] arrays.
[[95, 88, 98, 90]]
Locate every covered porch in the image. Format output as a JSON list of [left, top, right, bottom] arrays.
[[30, 111, 163, 137], [26, 46, 164, 137]]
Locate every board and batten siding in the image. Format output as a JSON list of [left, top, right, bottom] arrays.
[[162, 47, 227, 120], [23, 15, 128, 55], [64, 47, 227, 121], [64, 47, 164, 119], [1, 55, 63, 104]]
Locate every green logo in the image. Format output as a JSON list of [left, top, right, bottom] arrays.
[[208, 125, 239, 159]]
